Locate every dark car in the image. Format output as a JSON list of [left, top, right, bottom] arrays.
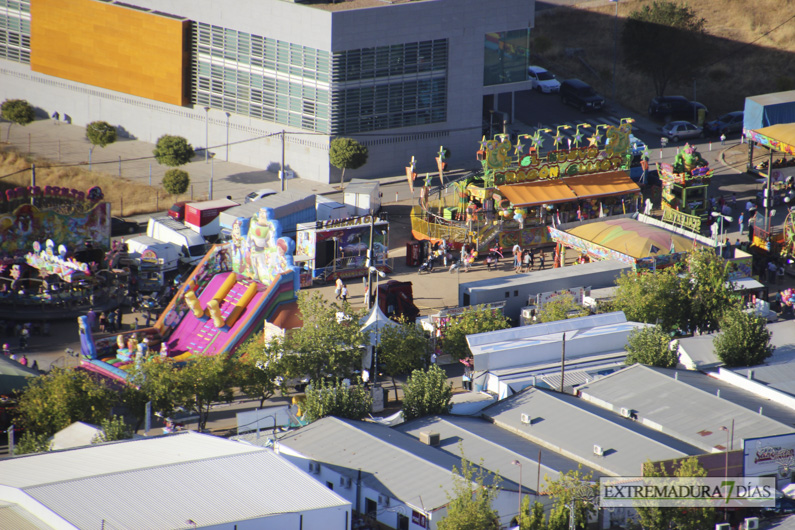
[[648, 95, 708, 122], [111, 216, 139, 236], [705, 111, 744, 136], [167, 201, 188, 221], [560, 79, 605, 112]]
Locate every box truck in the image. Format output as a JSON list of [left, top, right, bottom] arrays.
[[184, 198, 239, 238], [146, 217, 207, 266]]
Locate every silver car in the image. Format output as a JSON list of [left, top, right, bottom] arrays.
[[661, 121, 704, 142]]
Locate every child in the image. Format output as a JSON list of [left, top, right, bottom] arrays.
[[486, 254, 493, 271], [341, 285, 348, 302]]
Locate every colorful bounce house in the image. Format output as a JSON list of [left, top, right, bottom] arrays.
[[78, 207, 301, 382]]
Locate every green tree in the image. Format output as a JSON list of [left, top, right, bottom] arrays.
[[536, 295, 588, 323], [685, 249, 737, 334], [621, 1, 708, 97], [402, 365, 453, 421], [236, 336, 286, 407], [441, 306, 511, 360], [635, 457, 716, 530], [178, 354, 237, 431], [329, 137, 368, 190], [612, 268, 688, 332], [303, 378, 373, 422], [437, 446, 501, 530], [153, 134, 195, 167], [1, 98, 35, 141], [127, 358, 186, 420], [625, 325, 679, 368], [713, 307, 774, 367], [284, 291, 367, 381], [377, 318, 429, 401], [544, 466, 598, 530], [91, 415, 133, 444], [14, 432, 52, 455], [162, 168, 191, 195], [15, 367, 115, 437], [517, 497, 546, 530], [85, 120, 117, 156]]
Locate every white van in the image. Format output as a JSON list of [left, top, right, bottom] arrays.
[[146, 217, 207, 265], [125, 236, 181, 272]]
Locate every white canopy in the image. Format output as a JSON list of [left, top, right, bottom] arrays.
[[360, 303, 399, 347]]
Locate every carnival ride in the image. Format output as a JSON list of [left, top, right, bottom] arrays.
[[78, 207, 301, 383], [658, 143, 712, 220], [410, 119, 644, 251]]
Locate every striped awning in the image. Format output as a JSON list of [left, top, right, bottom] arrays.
[[498, 180, 577, 207]]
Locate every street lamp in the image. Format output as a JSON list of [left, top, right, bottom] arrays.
[[225, 111, 231, 162], [610, 0, 619, 103], [512, 460, 523, 522], [203, 106, 210, 163], [721, 425, 730, 521], [711, 212, 733, 257]]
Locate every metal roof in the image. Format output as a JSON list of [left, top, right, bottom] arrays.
[[459, 259, 630, 292], [577, 365, 795, 453], [274, 416, 473, 512], [677, 333, 723, 370], [396, 415, 601, 489], [0, 503, 49, 530], [0, 432, 349, 530], [481, 387, 701, 477]]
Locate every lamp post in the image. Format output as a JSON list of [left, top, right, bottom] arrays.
[[203, 106, 210, 163], [554, 125, 572, 149], [574, 123, 592, 147], [721, 425, 730, 521], [489, 110, 495, 139], [568, 480, 598, 530], [225, 111, 231, 162], [711, 212, 733, 257], [610, 0, 619, 103], [512, 460, 523, 522]]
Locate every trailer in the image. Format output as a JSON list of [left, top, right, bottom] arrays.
[[344, 179, 381, 216], [184, 198, 239, 238]]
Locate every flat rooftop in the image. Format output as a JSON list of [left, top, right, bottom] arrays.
[[293, 0, 422, 12]]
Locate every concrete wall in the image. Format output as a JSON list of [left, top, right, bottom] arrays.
[[0, 0, 534, 183]]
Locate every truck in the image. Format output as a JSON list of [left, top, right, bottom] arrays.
[[184, 198, 239, 238], [123, 236, 182, 292], [146, 217, 207, 266]]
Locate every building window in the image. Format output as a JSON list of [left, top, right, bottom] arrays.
[[326, 481, 334, 490], [192, 22, 330, 133], [397, 514, 409, 530], [365, 498, 377, 518], [0, 0, 31, 65], [330, 38, 448, 134], [483, 28, 530, 86]]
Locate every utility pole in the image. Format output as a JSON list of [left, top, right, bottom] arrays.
[[559, 333, 566, 393], [367, 213, 375, 308], [280, 130, 286, 192]]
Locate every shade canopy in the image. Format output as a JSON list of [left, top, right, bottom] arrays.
[[360, 303, 399, 346], [567, 218, 701, 259], [498, 171, 639, 208], [746, 123, 795, 156]]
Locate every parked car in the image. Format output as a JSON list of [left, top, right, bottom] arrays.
[[661, 121, 704, 142], [560, 79, 604, 112], [648, 95, 708, 122], [244, 188, 278, 203], [629, 134, 647, 157], [167, 201, 188, 221], [527, 66, 561, 94], [111, 216, 139, 236], [705, 111, 744, 136]]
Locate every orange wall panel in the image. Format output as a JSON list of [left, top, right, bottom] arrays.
[[31, 0, 188, 106]]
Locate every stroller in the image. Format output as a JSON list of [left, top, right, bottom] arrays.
[[418, 256, 436, 274]]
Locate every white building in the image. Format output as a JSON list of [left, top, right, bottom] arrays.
[[0, 431, 351, 529]]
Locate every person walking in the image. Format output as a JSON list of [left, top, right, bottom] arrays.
[[522, 250, 531, 273], [539, 251, 546, 270], [738, 212, 745, 234], [720, 133, 727, 145], [86, 307, 97, 331], [335, 277, 344, 300], [512, 243, 521, 271], [341, 284, 348, 302]]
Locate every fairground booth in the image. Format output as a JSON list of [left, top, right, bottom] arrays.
[[410, 120, 642, 251], [744, 124, 795, 268], [295, 215, 390, 283]]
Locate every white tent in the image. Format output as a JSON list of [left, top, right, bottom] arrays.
[[359, 303, 399, 347]]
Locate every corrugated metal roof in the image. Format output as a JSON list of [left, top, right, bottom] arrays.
[[24, 450, 349, 530], [0, 503, 50, 530], [0, 431, 260, 489], [396, 416, 601, 488], [460, 259, 630, 291], [482, 387, 700, 477], [274, 417, 471, 511], [577, 365, 795, 453]]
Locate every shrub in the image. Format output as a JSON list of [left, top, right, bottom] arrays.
[[162, 169, 190, 195]]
